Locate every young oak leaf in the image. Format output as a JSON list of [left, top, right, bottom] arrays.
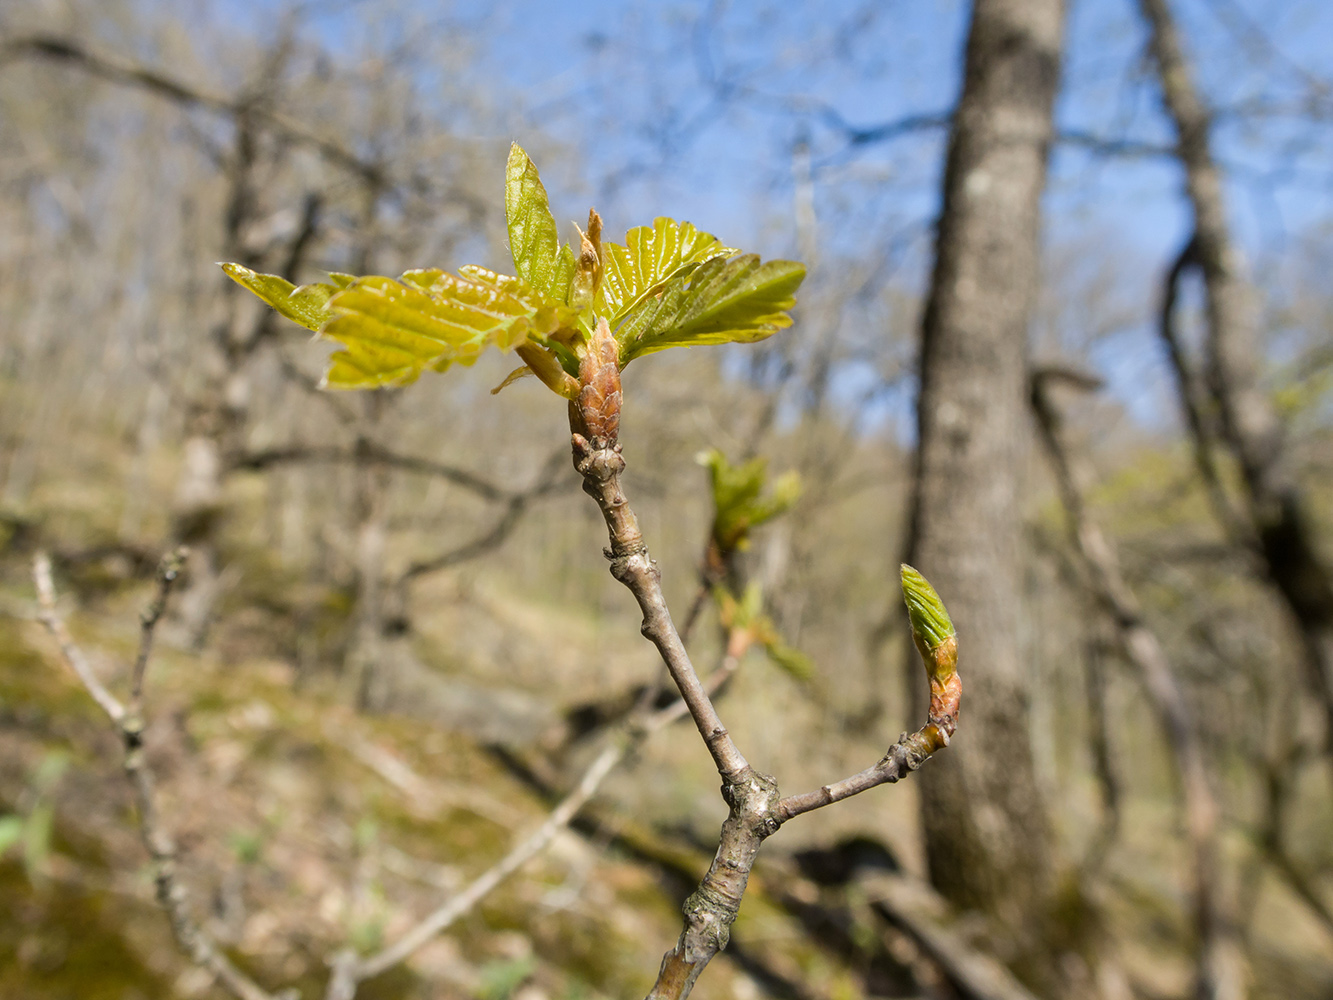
[[505, 143, 571, 303], [223, 261, 578, 390], [614, 253, 805, 365], [319, 268, 578, 389], [598, 216, 737, 321], [224, 144, 806, 392], [221, 263, 354, 332]]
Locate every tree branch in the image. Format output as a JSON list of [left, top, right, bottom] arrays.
[[399, 446, 569, 584], [0, 34, 384, 184], [1030, 370, 1246, 1000], [235, 441, 514, 503], [1138, 0, 1333, 759], [33, 550, 277, 1000]]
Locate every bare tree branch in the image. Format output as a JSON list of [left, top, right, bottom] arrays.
[[236, 440, 546, 504], [33, 550, 278, 1000], [0, 34, 385, 184], [1031, 370, 1247, 1000], [400, 446, 570, 583], [34, 552, 125, 723]]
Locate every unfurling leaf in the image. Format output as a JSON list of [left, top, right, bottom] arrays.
[[505, 143, 566, 302], [614, 254, 805, 365], [900, 564, 955, 651], [222, 263, 353, 332]]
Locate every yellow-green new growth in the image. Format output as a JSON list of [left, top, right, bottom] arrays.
[[901, 564, 955, 651]]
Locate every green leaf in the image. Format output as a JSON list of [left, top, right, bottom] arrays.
[[320, 267, 576, 390], [598, 217, 736, 321], [765, 641, 815, 682], [505, 144, 566, 300], [901, 564, 955, 650], [615, 254, 805, 365], [0, 815, 22, 857], [221, 263, 353, 332]]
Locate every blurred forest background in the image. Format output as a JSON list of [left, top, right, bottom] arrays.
[[1, 0, 1331, 999]]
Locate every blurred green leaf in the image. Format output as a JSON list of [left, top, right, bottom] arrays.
[[699, 449, 801, 554], [506, 144, 567, 302], [228, 829, 264, 865], [615, 254, 805, 365], [0, 815, 22, 857], [715, 584, 815, 682], [765, 641, 814, 682], [23, 800, 54, 880], [479, 957, 536, 1000]]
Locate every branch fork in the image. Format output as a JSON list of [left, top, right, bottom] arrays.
[[564, 315, 962, 999]]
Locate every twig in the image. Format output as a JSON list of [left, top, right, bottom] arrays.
[[235, 442, 509, 503], [563, 316, 959, 1000], [130, 549, 187, 713], [776, 726, 949, 823], [32, 551, 277, 1000], [34, 553, 124, 723], [571, 321, 749, 780]]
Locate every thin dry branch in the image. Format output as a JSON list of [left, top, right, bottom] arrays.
[[236, 442, 509, 502], [400, 446, 570, 583], [865, 874, 1041, 1000], [563, 320, 957, 1000], [33, 551, 278, 1000]]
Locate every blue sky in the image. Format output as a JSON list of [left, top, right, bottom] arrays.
[[208, 0, 1333, 431]]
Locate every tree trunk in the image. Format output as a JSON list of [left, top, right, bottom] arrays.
[[904, 0, 1066, 933]]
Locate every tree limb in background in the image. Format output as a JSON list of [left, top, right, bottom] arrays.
[[864, 873, 1040, 1000], [1156, 237, 1255, 550], [399, 446, 570, 584], [1138, 0, 1333, 754], [1030, 368, 1247, 1000], [0, 34, 383, 184], [33, 551, 279, 1000]]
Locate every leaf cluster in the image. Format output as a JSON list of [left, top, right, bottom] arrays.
[[698, 448, 802, 556], [222, 145, 805, 393]]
